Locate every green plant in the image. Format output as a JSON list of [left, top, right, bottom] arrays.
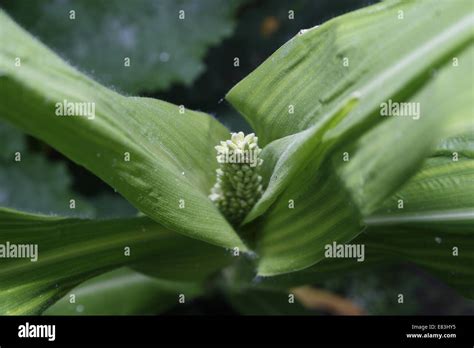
[[0, 0, 472, 315]]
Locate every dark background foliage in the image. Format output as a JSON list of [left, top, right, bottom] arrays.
[[1, 0, 472, 315]]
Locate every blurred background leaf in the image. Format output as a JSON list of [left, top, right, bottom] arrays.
[[1, 0, 246, 94], [0, 119, 25, 160], [322, 265, 474, 315], [0, 122, 94, 217], [0, 121, 135, 218]]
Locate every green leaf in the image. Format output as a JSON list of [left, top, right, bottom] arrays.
[[44, 267, 203, 315], [227, 0, 472, 145], [433, 132, 474, 159], [0, 208, 231, 314], [252, 157, 363, 276], [2, 0, 244, 94], [258, 152, 474, 298], [337, 45, 474, 216], [253, 215, 474, 298], [369, 158, 474, 218], [0, 10, 246, 250], [234, 0, 473, 223], [242, 96, 359, 224], [225, 0, 473, 275]]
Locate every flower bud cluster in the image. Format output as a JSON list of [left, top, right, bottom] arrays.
[[209, 132, 263, 225]]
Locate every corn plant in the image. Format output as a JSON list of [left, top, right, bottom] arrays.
[[0, 0, 473, 315]]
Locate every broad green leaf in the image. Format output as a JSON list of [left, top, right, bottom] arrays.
[[250, 218, 474, 298], [433, 132, 474, 159], [369, 158, 474, 218], [337, 45, 474, 216], [257, 152, 474, 298], [236, 0, 473, 224], [352, 135, 474, 299], [253, 157, 363, 276], [255, 117, 472, 277], [242, 96, 359, 224], [0, 208, 231, 314], [2, 0, 244, 94], [225, 0, 473, 275], [253, 44, 473, 275], [44, 267, 202, 315], [0, 10, 246, 250], [227, 0, 472, 145]]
